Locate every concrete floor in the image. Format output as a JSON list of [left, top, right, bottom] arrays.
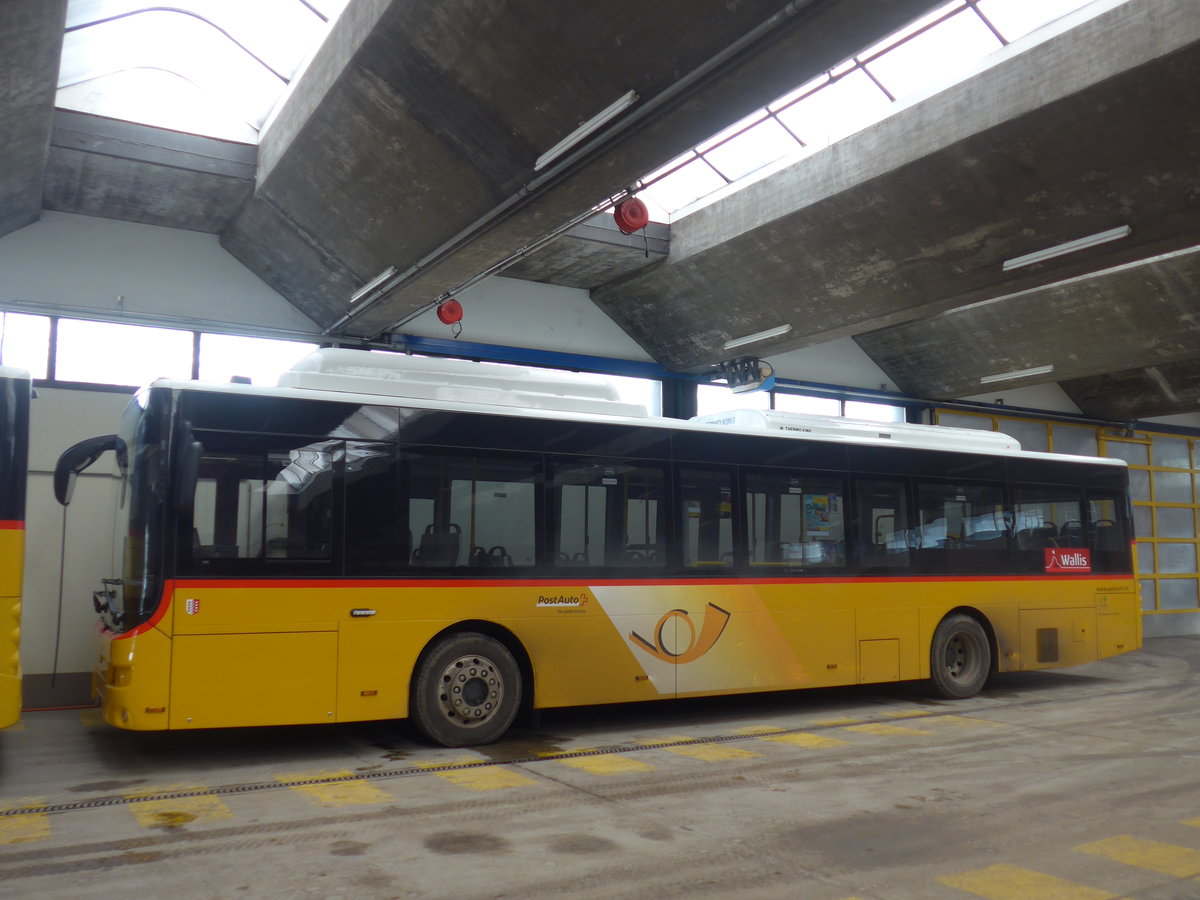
[[2, 637, 1200, 899]]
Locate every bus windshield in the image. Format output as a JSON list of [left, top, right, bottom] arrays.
[[108, 389, 168, 632]]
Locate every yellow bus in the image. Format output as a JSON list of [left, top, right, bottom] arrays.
[[54, 350, 1140, 746], [0, 366, 32, 729]]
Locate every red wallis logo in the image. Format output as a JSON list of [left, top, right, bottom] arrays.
[[1044, 548, 1092, 573]]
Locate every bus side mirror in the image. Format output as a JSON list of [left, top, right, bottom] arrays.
[[174, 441, 203, 512], [54, 434, 118, 506]]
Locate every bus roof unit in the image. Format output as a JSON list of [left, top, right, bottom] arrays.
[[692, 408, 1024, 455], [278, 349, 649, 419]]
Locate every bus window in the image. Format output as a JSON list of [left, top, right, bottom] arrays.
[[188, 435, 337, 570], [344, 443, 408, 573], [680, 468, 734, 569], [855, 479, 911, 570], [744, 471, 845, 571], [1087, 489, 1133, 573], [551, 461, 664, 567], [406, 451, 538, 568], [915, 481, 1008, 573], [1012, 484, 1084, 572]]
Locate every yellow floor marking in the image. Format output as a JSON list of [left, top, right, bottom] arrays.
[[736, 725, 851, 749], [414, 757, 537, 791], [552, 753, 655, 776], [124, 784, 234, 829], [0, 798, 50, 845], [643, 736, 760, 762], [938, 863, 1117, 899], [1182, 817, 1200, 828], [812, 717, 863, 727], [736, 725, 785, 735], [1074, 834, 1200, 878], [846, 722, 933, 737], [275, 769, 393, 806], [762, 732, 851, 749], [925, 714, 1006, 728], [884, 709, 932, 720], [434, 767, 537, 791]]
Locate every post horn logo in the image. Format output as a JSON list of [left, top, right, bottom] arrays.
[[629, 603, 731, 664]]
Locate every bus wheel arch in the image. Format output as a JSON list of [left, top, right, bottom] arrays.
[[410, 622, 532, 747], [929, 609, 994, 699]]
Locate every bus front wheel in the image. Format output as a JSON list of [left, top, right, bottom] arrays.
[[411, 633, 521, 747], [930, 614, 991, 699]]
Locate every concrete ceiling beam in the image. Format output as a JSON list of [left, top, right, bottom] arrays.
[[590, 0, 1200, 373], [221, 0, 946, 334], [0, 0, 67, 238], [854, 245, 1200, 399]]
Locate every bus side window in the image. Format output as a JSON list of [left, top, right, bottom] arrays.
[[855, 479, 911, 570], [551, 461, 665, 568], [914, 481, 1008, 573], [405, 451, 538, 568], [1087, 489, 1133, 573], [187, 434, 337, 570], [744, 471, 845, 571], [344, 442, 408, 573], [680, 468, 734, 569], [1012, 484, 1084, 572]]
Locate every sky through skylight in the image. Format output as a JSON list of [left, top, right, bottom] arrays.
[[636, 0, 1114, 223]]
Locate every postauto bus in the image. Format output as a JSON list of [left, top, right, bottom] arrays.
[[1, 366, 32, 729], [54, 350, 1140, 746]]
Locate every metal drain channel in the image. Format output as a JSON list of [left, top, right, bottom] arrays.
[[0, 709, 959, 819]]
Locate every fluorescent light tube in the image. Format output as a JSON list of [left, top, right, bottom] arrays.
[[979, 364, 1055, 384], [349, 266, 397, 305], [1002, 226, 1131, 271], [722, 323, 793, 351], [535, 90, 639, 171]]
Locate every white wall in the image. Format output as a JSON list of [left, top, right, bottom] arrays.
[[23, 387, 129, 678], [764, 337, 898, 392], [406, 275, 656, 362], [957, 382, 1084, 415], [0, 211, 319, 335]]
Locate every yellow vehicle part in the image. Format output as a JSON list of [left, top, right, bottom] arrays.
[[93, 573, 1141, 731]]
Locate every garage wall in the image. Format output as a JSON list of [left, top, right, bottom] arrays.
[[0, 212, 319, 335], [22, 387, 128, 705]]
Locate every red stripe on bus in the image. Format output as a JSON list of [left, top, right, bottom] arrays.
[[167, 572, 1133, 591], [0, 520, 24, 530]]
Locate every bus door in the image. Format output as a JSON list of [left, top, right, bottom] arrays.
[[744, 470, 855, 689], [852, 478, 919, 684], [545, 459, 672, 705], [177, 432, 341, 728]]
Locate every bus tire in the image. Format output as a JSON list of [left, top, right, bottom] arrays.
[[929, 614, 991, 699], [411, 633, 521, 747]]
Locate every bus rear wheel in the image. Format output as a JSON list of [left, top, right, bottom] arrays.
[[930, 614, 991, 699], [411, 633, 521, 747]]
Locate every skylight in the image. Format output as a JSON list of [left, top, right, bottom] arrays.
[[636, 0, 1112, 223], [56, 0, 349, 144]]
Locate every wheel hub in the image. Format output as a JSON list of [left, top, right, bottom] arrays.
[[437, 655, 504, 728]]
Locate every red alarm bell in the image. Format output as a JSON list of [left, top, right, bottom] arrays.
[[436, 298, 463, 325], [613, 196, 650, 234]]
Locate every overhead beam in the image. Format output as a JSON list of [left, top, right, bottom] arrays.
[[223, 0, 946, 332], [589, 0, 1200, 372], [0, 0, 67, 237], [854, 245, 1200, 398]]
